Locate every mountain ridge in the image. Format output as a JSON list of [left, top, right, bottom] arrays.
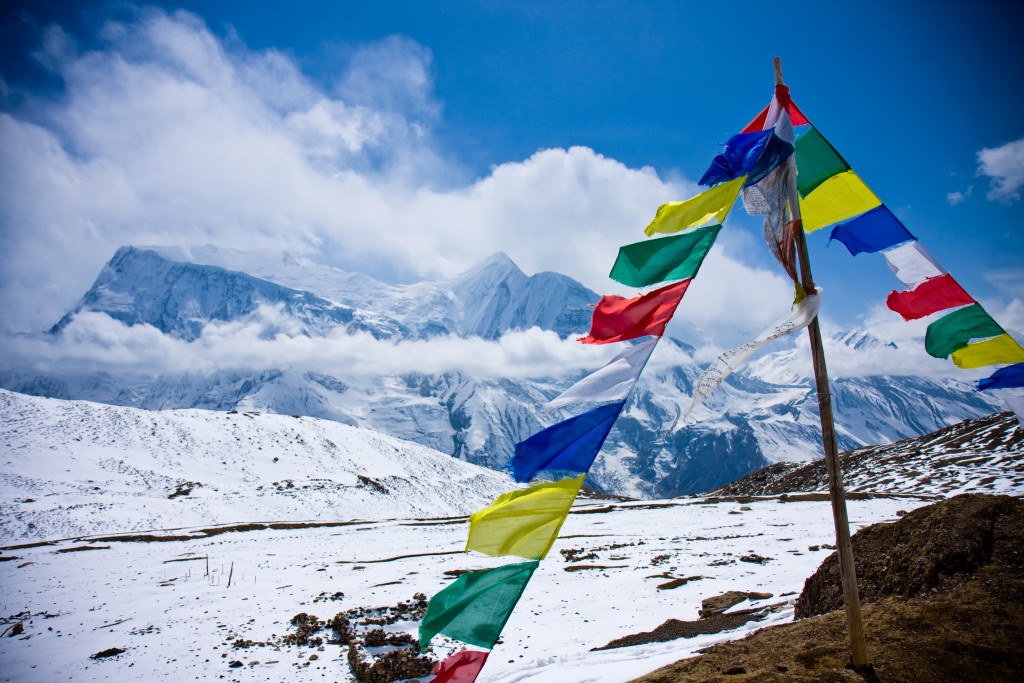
[[1, 246, 1003, 498]]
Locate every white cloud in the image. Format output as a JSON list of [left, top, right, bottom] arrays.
[[946, 190, 966, 205], [0, 309, 619, 380], [978, 137, 1024, 203], [0, 6, 791, 353]]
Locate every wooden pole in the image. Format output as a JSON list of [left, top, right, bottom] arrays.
[[774, 56, 869, 670]]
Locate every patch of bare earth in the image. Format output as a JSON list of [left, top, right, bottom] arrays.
[[629, 494, 1024, 682]]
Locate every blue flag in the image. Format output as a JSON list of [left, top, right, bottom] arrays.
[[700, 128, 794, 188], [828, 206, 915, 256], [511, 401, 624, 483], [978, 362, 1024, 391]]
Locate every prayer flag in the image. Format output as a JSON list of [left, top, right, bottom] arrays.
[[951, 334, 1024, 369], [466, 476, 584, 560], [512, 401, 624, 482], [610, 225, 720, 287], [644, 177, 744, 236], [741, 83, 810, 132], [545, 338, 658, 410], [703, 109, 796, 188], [419, 561, 538, 652], [799, 170, 881, 232], [886, 274, 974, 321], [700, 128, 793, 187], [794, 126, 850, 197], [741, 162, 800, 282], [431, 651, 489, 683], [579, 280, 692, 344], [978, 363, 1024, 391], [1000, 394, 1024, 427], [685, 291, 822, 417], [925, 304, 1005, 359], [883, 241, 945, 287], [829, 206, 915, 256]]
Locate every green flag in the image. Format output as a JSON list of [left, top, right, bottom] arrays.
[[419, 561, 538, 652], [794, 127, 850, 198], [609, 225, 721, 288], [925, 304, 1005, 359]]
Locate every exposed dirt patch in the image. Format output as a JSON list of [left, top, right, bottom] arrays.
[[595, 607, 777, 651], [796, 493, 1024, 617], [629, 494, 1024, 682], [230, 593, 437, 682], [563, 564, 628, 572]]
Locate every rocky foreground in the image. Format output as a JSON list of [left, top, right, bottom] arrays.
[[630, 493, 1024, 682]]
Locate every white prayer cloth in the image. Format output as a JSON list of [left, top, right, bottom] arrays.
[[545, 337, 659, 410], [883, 241, 945, 287], [684, 291, 822, 418]]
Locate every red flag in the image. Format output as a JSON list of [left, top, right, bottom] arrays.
[[578, 279, 692, 345], [886, 274, 975, 321], [432, 650, 489, 683], [741, 84, 810, 132]]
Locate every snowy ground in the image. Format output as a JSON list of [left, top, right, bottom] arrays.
[[1, 494, 931, 683]]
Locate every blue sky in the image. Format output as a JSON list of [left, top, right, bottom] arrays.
[[1, 0, 1022, 371]]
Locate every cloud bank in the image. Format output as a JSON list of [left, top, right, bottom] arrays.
[[0, 7, 792, 345], [2, 6, 1011, 388]]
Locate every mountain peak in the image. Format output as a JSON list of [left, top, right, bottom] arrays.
[[470, 251, 522, 276]]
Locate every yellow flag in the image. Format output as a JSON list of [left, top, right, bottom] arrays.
[[466, 476, 584, 560], [644, 176, 745, 236], [951, 334, 1024, 369], [799, 170, 881, 232]]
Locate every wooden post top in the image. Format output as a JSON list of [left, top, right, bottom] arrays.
[[774, 57, 783, 85]]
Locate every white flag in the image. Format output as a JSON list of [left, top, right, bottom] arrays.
[[1002, 395, 1024, 428], [882, 241, 945, 287], [545, 337, 659, 410], [684, 292, 822, 419]]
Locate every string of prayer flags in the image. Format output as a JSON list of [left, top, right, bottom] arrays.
[[684, 290, 822, 418], [643, 176, 744, 236], [885, 274, 974, 321], [925, 304, 1005, 360], [512, 401, 625, 482], [609, 225, 721, 288], [951, 334, 1024, 369], [828, 206, 915, 256], [579, 280, 692, 344], [544, 338, 658, 410], [419, 561, 538, 652], [466, 476, 584, 560], [430, 651, 490, 683], [977, 363, 1024, 391]]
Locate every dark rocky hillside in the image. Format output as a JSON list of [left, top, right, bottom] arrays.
[[711, 411, 1024, 497]]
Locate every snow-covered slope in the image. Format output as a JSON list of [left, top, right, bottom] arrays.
[[0, 390, 514, 543], [2, 394, 1021, 682]]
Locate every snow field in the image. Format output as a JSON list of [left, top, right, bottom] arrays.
[[1, 495, 926, 682]]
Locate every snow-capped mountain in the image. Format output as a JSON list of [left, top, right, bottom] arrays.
[[0, 247, 1002, 498]]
